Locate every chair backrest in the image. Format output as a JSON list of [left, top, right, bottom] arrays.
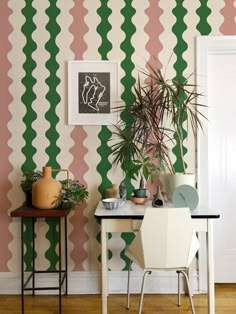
[[127, 207, 199, 269]]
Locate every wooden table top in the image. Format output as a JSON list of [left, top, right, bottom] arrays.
[[10, 205, 69, 218]]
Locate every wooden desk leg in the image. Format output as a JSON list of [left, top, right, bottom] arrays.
[[207, 220, 215, 314], [101, 219, 108, 314]]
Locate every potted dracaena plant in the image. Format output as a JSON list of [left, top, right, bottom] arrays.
[[108, 60, 207, 194]]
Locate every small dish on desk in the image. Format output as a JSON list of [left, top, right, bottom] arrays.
[[130, 196, 148, 205], [102, 198, 124, 210]]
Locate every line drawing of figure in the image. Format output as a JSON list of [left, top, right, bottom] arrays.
[[81, 75, 106, 112]]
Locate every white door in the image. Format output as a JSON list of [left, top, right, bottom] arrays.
[[197, 36, 236, 284]]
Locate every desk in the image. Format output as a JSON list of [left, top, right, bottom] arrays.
[[94, 201, 220, 314], [11, 205, 69, 314]]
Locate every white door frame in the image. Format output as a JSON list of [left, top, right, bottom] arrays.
[[196, 35, 236, 290]]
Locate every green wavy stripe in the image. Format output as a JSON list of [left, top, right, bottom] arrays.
[[120, 0, 136, 270], [120, 0, 136, 199], [171, 0, 188, 173], [196, 0, 212, 35], [97, 0, 112, 60], [97, 127, 112, 199], [96, 0, 112, 200], [44, 0, 61, 271], [20, 0, 37, 271], [96, 1, 113, 263], [96, 127, 112, 263]]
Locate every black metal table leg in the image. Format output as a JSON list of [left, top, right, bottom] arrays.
[[32, 217, 35, 295], [65, 216, 68, 294], [59, 217, 62, 314], [21, 218, 24, 314]]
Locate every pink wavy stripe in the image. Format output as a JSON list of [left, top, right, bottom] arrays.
[[69, 0, 88, 59], [69, 1, 89, 270], [144, 0, 163, 69], [0, 1, 14, 271], [144, 0, 164, 196], [219, 1, 236, 35], [69, 129, 89, 271]]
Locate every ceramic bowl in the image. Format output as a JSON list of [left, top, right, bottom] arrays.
[[133, 188, 146, 198], [102, 198, 124, 210], [130, 196, 148, 205]]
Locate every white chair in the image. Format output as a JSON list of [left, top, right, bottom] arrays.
[[125, 207, 199, 314]]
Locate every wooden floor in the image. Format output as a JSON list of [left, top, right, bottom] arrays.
[[0, 284, 236, 314]]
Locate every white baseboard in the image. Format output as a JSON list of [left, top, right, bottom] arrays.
[[0, 270, 199, 295]]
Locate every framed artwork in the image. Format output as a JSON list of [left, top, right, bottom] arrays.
[[68, 60, 120, 125]]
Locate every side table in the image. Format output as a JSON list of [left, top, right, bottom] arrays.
[[11, 205, 69, 314]]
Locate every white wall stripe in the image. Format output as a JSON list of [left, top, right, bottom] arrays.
[[159, 0, 176, 78], [107, 0, 125, 62], [158, 0, 177, 171], [31, 0, 51, 169], [208, 0, 224, 35], [56, 0, 75, 270], [7, 0, 28, 272], [108, 233, 126, 270], [131, 0, 149, 79], [35, 221, 50, 270], [55, 0, 74, 170]]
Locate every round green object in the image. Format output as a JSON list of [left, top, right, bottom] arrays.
[[172, 184, 199, 210]]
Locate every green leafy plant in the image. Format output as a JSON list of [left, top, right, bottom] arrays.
[[20, 170, 43, 205], [109, 61, 207, 185], [127, 154, 162, 186], [20, 170, 43, 193], [54, 179, 89, 210]]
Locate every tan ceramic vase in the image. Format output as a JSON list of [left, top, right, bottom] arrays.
[[32, 166, 61, 209], [105, 183, 119, 198]]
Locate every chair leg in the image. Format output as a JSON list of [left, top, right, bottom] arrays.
[[180, 270, 195, 314], [126, 259, 132, 309], [177, 270, 181, 306], [138, 271, 151, 314]]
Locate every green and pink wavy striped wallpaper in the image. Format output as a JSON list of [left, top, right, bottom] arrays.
[[0, 0, 235, 274]]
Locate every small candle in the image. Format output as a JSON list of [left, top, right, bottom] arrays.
[[105, 184, 118, 198]]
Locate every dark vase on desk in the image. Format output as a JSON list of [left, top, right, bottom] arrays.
[[152, 185, 164, 207]]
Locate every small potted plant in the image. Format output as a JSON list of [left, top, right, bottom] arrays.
[[21, 170, 43, 205], [54, 179, 89, 211]]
